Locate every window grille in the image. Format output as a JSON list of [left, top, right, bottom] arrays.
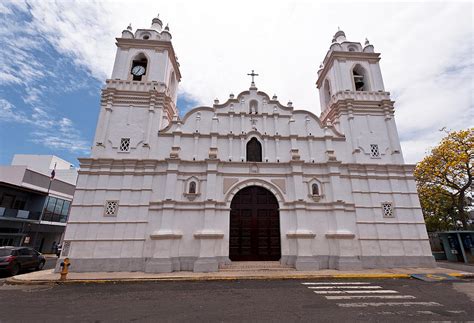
[[62, 241, 71, 257], [104, 201, 118, 216], [370, 144, 380, 158], [382, 202, 394, 218], [120, 138, 130, 152]]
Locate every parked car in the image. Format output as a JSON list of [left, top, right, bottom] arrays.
[[0, 246, 46, 276]]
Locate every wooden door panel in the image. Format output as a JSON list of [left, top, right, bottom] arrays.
[[229, 186, 281, 261]]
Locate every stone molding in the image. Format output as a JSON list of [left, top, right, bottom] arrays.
[[150, 230, 183, 240], [359, 237, 429, 241], [286, 230, 316, 239], [325, 231, 356, 239], [356, 221, 426, 225], [78, 158, 416, 176], [224, 178, 285, 204], [66, 238, 146, 242], [193, 231, 225, 239], [67, 221, 148, 224]]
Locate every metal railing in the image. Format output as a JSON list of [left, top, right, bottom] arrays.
[[0, 207, 41, 221]]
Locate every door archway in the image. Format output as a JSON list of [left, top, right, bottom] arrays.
[[229, 186, 281, 261]]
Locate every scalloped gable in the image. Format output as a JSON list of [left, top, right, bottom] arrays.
[[161, 88, 343, 138]]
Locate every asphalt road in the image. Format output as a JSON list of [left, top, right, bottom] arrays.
[[0, 278, 473, 322]]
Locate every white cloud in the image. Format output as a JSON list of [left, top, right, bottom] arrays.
[[3, 0, 473, 163], [0, 98, 90, 153]]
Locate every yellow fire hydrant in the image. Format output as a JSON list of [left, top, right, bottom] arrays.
[[59, 258, 70, 281]]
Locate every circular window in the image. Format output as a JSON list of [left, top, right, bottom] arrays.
[[143, 35, 150, 40]]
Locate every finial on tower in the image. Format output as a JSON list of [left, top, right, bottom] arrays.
[[332, 28, 346, 43], [165, 24, 169, 31], [364, 38, 370, 46], [127, 23, 132, 31], [151, 13, 163, 31]]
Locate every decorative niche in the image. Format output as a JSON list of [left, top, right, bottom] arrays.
[[308, 178, 323, 202], [184, 177, 200, 201]]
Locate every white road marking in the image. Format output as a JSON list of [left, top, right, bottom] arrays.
[[326, 295, 416, 300], [338, 301, 442, 308], [416, 311, 437, 315], [313, 290, 398, 294], [308, 286, 383, 289], [302, 282, 370, 285]]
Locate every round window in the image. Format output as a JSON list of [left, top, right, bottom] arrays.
[[143, 35, 150, 40]]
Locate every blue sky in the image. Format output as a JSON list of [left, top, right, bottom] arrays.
[[0, 1, 472, 166], [0, 2, 199, 166]]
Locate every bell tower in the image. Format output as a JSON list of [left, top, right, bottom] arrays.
[[316, 29, 403, 164], [92, 14, 181, 158]]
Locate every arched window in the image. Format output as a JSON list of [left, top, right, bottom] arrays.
[[249, 100, 258, 114], [311, 183, 319, 196], [189, 181, 196, 194], [323, 79, 331, 107], [246, 138, 262, 162], [352, 64, 369, 91], [131, 53, 148, 81]]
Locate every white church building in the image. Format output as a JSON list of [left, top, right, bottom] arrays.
[[60, 16, 435, 272]]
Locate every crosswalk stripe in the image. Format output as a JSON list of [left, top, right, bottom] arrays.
[[302, 282, 370, 285], [308, 286, 383, 289], [313, 290, 398, 294], [326, 295, 416, 300], [338, 302, 442, 308]]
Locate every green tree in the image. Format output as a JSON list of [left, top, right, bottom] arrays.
[[414, 128, 473, 230]]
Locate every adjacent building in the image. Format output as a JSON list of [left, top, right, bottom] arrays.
[[0, 155, 77, 253]]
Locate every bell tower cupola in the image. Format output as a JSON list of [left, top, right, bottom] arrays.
[[316, 30, 403, 164], [150, 14, 163, 31]]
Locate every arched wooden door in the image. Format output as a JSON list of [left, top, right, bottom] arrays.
[[229, 186, 281, 261]]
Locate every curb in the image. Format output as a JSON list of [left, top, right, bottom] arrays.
[[6, 272, 474, 285]]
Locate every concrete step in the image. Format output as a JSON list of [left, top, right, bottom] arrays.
[[219, 261, 295, 271]]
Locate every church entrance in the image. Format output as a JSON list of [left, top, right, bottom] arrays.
[[229, 186, 281, 261]]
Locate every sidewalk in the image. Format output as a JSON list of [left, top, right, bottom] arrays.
[[436, 260, 474, 273], [7, 266, 474, 285]]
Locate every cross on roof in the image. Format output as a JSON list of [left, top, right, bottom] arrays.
[[247, 70, 259, 83]]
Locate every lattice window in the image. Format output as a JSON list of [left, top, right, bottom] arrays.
[[370, 144, 380, 158], [120, 138, 130, 152], [382, 202, 394, 218], [104, 201, 118, 216], [62, 241, 71, 257]]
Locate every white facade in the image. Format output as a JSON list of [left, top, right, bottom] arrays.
[[60, 19, 435, 272]]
